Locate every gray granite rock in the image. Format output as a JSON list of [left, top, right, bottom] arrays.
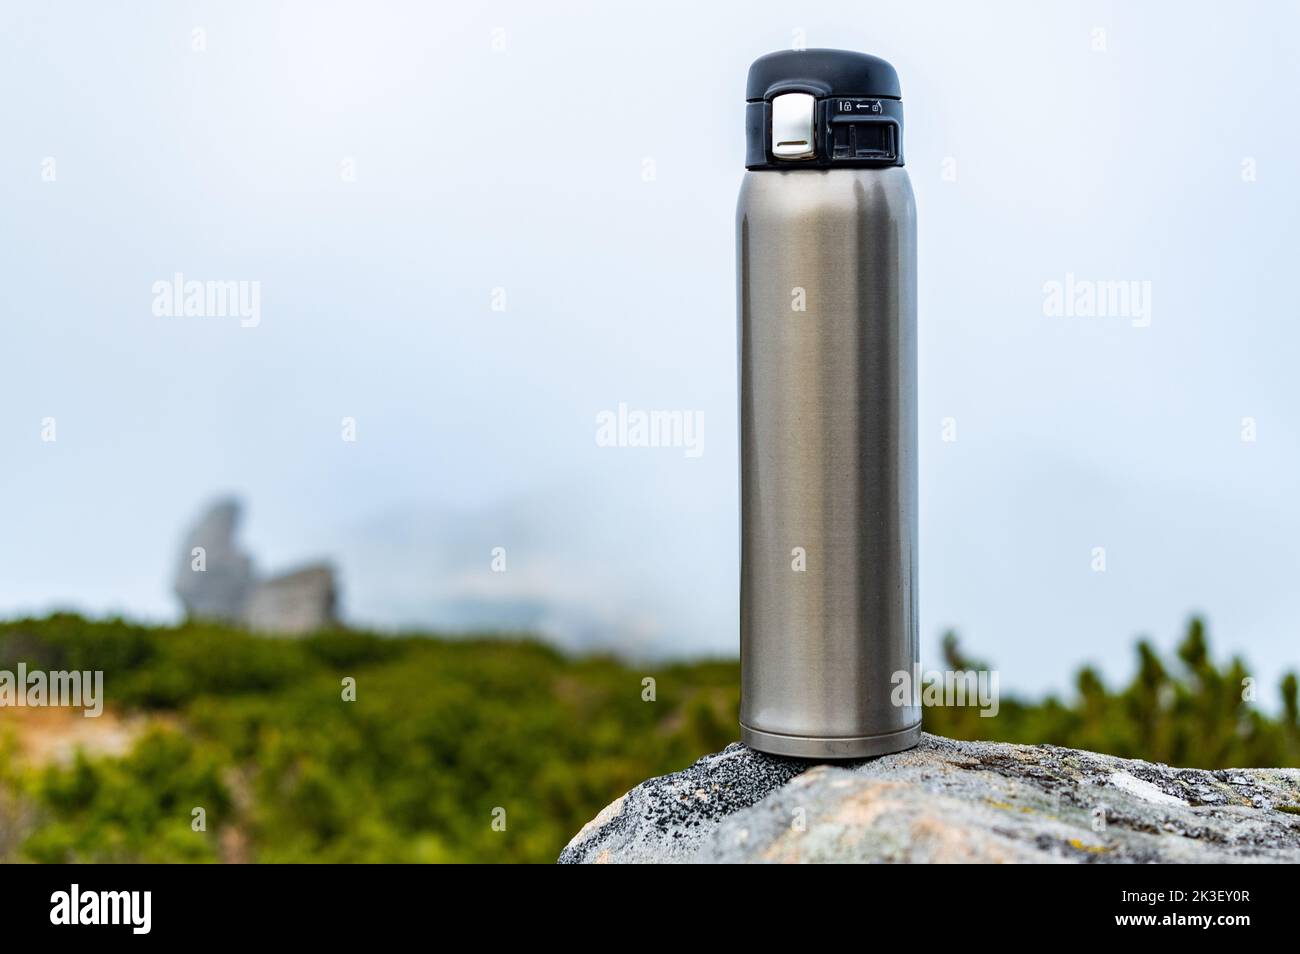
[[559, 734, 1300, 863], [174, 498, 255, 623], [245, 564, 338, 636], [174, 499, 338, 636]]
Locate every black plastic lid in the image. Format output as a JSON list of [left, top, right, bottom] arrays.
[[745, 49, 905, 170], [746, 49, 902, 102]]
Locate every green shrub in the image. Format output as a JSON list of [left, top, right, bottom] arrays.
[[0, 614, 1294, 863]]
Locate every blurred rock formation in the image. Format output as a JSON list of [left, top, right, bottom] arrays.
[[174, 498, 338, 636], [243, 564, 337, 635]]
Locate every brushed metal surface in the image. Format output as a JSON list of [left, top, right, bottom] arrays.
[[737, 166, 919, 758]]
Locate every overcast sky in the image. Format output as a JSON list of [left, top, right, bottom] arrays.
[[2, 0, 1297, 701]]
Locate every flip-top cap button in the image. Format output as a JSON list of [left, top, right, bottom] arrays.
[[770, 92, 815, 160]]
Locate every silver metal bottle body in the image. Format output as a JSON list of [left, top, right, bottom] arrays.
[[738, 166, 920, 759]]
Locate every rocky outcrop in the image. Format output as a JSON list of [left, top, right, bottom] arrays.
[[174, 499, 338, 636], [243, 564, 337, 635], [173, 499, 254, 624], [559, 735, 1300, 863]]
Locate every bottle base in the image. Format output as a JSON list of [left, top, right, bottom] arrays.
[[740, 720, 922, 760]]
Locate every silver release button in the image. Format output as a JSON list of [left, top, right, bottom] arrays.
[[770, 92, 816, 160]]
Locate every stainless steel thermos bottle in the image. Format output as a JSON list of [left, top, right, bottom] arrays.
[[738, 49, 919, 758]]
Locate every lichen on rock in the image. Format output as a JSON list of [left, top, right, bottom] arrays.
[[559, 734, 1300, 863]]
